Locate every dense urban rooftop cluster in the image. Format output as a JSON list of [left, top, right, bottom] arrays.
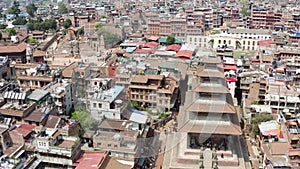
[[0, 0, 300, 169]]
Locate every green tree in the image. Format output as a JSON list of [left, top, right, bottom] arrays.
[[95, 23, 103, 31], [27, 38, 37, 43], [62, 19, 72, 29], [166, 34, 175, 45], [0, 24, 7, 29], [71, 111, 98, 130], [77, 28, 84, 36], [131, 101, 138, 108], [7, 1, 20, 15], [12, 17, 27, 25], [241, 0, 251, 16], [0, 32, 2, 40], [62, 29, 66, 35], [43, 18, 57, 30], [250, 112, 273, 137], [27, 18, 57, 31], [98, 28, 121, 49], [26, 3, 37, 17], [0, 8, 3, 18], [5, 28, 16, 37], [58, 2, 68, 14]]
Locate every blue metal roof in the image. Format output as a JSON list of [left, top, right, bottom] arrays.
[[125, 47, 136, 53], [18, 13, 29, 17]]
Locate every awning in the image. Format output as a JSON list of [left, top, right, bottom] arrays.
[[270, 131, 277, 136], [224, 65, 237, 70], [262, 131, 270, 136], [290, 121, 297, 126], [225, 78, 237, 82], [285, 112, 292, 116]]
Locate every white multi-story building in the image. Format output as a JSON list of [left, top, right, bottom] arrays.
[[265, 84, 300, 113], [46, 80, 72, 115], [87, 78, 125, 120], [185, 34, 210, 48], [34, 128, 81, 167], [208, 27, 271, 50]]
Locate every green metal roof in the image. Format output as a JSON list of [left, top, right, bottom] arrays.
[[159, 37, 167, 43], [175, 38, 184, 44], [159, 64, 176, 69], [158, 37, 184, 44]]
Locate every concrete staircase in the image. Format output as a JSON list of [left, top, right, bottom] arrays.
[[203, 149, 212, 169]]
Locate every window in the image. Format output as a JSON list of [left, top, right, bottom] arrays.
[[114, 145, 118, 148], [94, 82, 97, 85], [93, 103, 97, 108], [97, 143, 102, 147], [194, 38, 197, 42], [98, 103, 102, 108], [108, 144, 111, 147], [124, 153, 129, 158]]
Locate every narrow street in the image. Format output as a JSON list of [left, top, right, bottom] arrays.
[[246, 137, 260, 169], [153, 120, 176, 169]]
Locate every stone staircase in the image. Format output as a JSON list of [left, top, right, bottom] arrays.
[[203, 149, 212, 169]]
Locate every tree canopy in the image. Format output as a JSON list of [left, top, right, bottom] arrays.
[[27, 38, 37, 44], [71, 111, 98, 130], [12, 17, 27, 25], [7, 1, 20, 15], [26, 3, 37, 17], [166, 34, 175, 45], [27, 18, 57, 31], [62, 19, 72, 29], [95, 23, 103, 31], [5, 28, 16, 37], [0, 24, 7, 29], [77, 28, 84, 36], [100, 28, 122, 49], [58, 2, 68, 14], [0, 8, 4, 18], [250, 112, 273, 137]]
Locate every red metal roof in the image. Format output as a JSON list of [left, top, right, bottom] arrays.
[[175, 50, 193, 59], [251, 58, 260, 62], [166, 44, 181, 52], [185, 9, 194, 13], [223, 65, 237, 70], [134, 48, 151, 54], [143, 41, 159, 48], [19, 124, 35, 131], [136, 41, 146, 45], [225, 78, 237, 82], [258, 39, 273, 47], [75, 152, 108, 169], [144, 35, 160, 41], [14, 124, 35, 137]]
